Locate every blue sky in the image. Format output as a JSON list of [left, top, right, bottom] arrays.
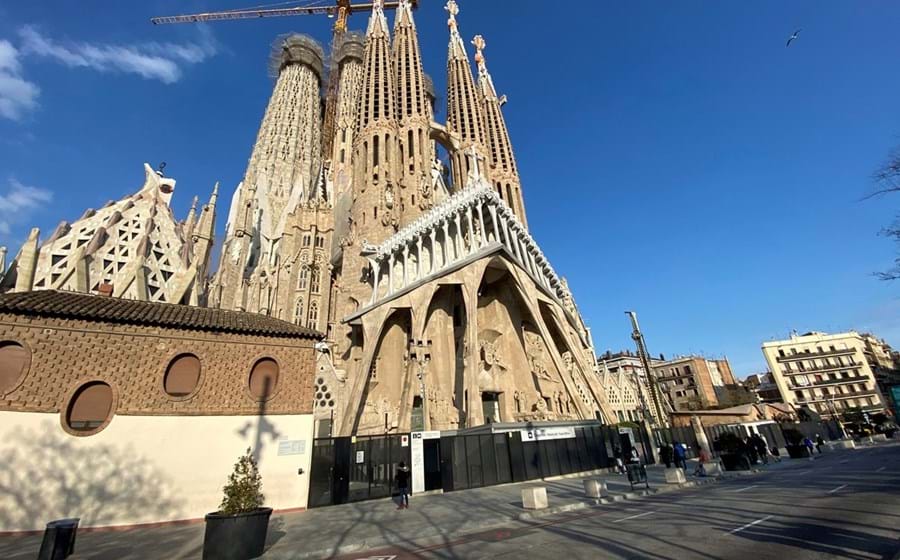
[[0, 1, 898, 377]]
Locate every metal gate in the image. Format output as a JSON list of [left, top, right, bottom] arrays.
[[308, 433, 410, 508]]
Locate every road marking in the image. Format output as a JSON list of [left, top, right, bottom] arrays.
[[729, 515, 773, 534], [790, 470, 809, 476], [839, 459, 849, 464], [613, 511, 655, 523], [730, 485, 758, 492], [876, 467, 886, 472], [827, 484, 847, 494]]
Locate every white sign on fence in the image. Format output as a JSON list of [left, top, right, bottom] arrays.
[[410, 431, 441, 494], [520, 426, 576, 442], [277, 440, 306, 456]]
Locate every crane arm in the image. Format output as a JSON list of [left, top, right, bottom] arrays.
[[151, 1, 413, 25]]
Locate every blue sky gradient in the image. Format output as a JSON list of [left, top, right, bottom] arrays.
[[1, 1, 898, 376]]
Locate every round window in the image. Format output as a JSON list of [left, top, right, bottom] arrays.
[[164, 354, 201, 397], [65, 381, 114, 434], [249, 358, 279, 401], [0, 341, 29, 395]]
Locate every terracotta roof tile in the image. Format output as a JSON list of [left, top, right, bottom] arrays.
[[0, 290, 322, 339]]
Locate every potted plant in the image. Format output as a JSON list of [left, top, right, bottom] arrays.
[[203, 448, 273, 560], [782, 428, 810, 459]]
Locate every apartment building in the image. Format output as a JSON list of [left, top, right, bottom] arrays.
[[761, 331, 888, 418]]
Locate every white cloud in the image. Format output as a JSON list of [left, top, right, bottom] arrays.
[[0, 40, 40, 120], [0, 178, 52, 236], [18, 25, 217, 84]]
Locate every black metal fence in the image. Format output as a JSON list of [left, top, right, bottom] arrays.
[[308, 433, 410, 508], [783, 420, 843, 441], [653, 426, 701, 459], [309, 423, 654, 507]]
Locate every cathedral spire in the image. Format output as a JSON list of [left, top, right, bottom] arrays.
[[393, 0, 436, 219], [473, 34, 528, 227], [444, 0, 490, 190]]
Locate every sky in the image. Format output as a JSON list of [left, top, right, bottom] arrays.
[[0, 1, 898, 377]]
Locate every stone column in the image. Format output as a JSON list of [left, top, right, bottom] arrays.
[[488, 204, 500, 244], [371, 259, 381, 304], [691, 415, 711, 455], [429, 229, 438, 274], [388, 253, 395, 295], [402, 245, 410, 289], [465, 205, 475, 255], [452, 212, 462, 261], [441, 220, 451, 267], [475, 202, 488, 248], [416, 234, 423, 281]]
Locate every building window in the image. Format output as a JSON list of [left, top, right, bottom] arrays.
[[0, 341, 30, 395], [249, 358, 279, 401], [298, 265, 309, 290], [307, 301, 319, 330], [164, 354, 201, 398], [778, 349, 786, 357], [64, 381, 114, 435], [310, 265, 321, 294], [302, 234, 311, 247], [294, 297, 304, 325]]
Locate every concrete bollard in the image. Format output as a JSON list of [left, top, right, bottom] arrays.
[[583, 478, 609, 498], [703, 462, 724, 477], [664, 468, 687, 484], [521, 486, 549, 510], [873, 434, 887, 442], [833, 439, 856, 450]]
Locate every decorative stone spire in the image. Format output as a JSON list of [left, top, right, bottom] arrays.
[[445, 0, 490, 190], [393, 0, 436, 220], [212, 33, 324, 312], [473, 34, 527, 227]]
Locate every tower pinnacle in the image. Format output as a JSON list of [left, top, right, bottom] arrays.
[[473, 33, 528, 227]]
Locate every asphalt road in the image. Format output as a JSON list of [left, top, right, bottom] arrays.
[[343, 443, 900, 560]]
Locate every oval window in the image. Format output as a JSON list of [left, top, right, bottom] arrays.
[[0, 341, 29, 394], [249, 358, 279, 400], [164, 354, 201, 397], [66, 382, 114, 433]]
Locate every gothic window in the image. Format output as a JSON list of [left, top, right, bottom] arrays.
[[303, 234, 312, 247], [307, 301, 319, 330], [298, 265, 309, 290], [310, 265, 321, 294], [294, 297, 304, 324]]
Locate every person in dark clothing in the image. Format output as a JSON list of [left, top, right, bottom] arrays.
[[816, 435, 825, 454], [613, 444, 625, 474], [752, 434, 769, 465], [395, 461, 410, 509], [673, 442, 688, 470]]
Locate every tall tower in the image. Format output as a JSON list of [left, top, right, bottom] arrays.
[[213, 34, 325, 315], [473, 35, 528, 228], [393, 0, 436, 221], [340, 0, 401, 309], [330, 32, 366, 253], [444, 0, 490, 190]]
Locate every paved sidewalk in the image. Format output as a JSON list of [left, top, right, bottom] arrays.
[[0, 453, 816, 560]]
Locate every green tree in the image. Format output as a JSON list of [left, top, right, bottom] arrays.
[[219, 448, 265, 515]]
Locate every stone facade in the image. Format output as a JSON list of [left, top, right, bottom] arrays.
[[0, 164, 217, 305], [652, 356, 738, 411], [595, 351, 667, 424]]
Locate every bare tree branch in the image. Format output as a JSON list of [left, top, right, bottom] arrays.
[[872, 146, 900, 280]]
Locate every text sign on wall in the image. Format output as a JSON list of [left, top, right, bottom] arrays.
[[277, 440, 306, 456], [520, 426, 576, 442]]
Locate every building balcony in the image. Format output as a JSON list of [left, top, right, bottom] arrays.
[[781, 362, 861, 376], [794, 390, 880, 405], [775, 347, 856, 362], [791, 375, 869, 388]]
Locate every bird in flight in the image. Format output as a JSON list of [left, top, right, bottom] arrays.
[[786, 29, 802, 47]]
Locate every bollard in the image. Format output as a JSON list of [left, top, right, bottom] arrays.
[[521, 486, 548, 510], [583, 478, 609, 498], [37, 518, 80, 560]]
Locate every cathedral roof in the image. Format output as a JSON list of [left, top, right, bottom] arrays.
[[0, 290, 322, 339]]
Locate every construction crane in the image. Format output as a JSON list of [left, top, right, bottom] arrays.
[[151, 1, 418, 157], [151, 1, 417, 34]]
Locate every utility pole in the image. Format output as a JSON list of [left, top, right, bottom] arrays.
[[626, 311, 668, 429]]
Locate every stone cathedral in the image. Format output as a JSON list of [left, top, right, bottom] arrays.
[[1, 0, 614, 436]]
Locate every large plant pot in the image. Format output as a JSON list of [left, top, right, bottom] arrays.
[[719, 453, 751, 471], [203, 507, 273, 560], [785, 445, 810, 459]]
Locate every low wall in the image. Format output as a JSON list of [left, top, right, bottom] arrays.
[[0, 412, 314, 533]]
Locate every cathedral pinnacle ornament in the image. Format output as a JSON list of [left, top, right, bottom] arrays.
[[472, 34, 486, 67], [445, 0, 459, 31]]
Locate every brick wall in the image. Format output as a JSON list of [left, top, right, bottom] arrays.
[[0, 313, 317, 416]]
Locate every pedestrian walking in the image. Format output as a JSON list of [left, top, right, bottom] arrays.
[[770, 445, 781, 462], [752, 434, 769, 465], [673, 441, 687, 470], [816, 434, 825, 454], [613, 444, 626, 474], [628, 446, 640, 465], [694, 447, 710, 477], [395, 461, 410, 510], [802, 437, 815, 459]]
